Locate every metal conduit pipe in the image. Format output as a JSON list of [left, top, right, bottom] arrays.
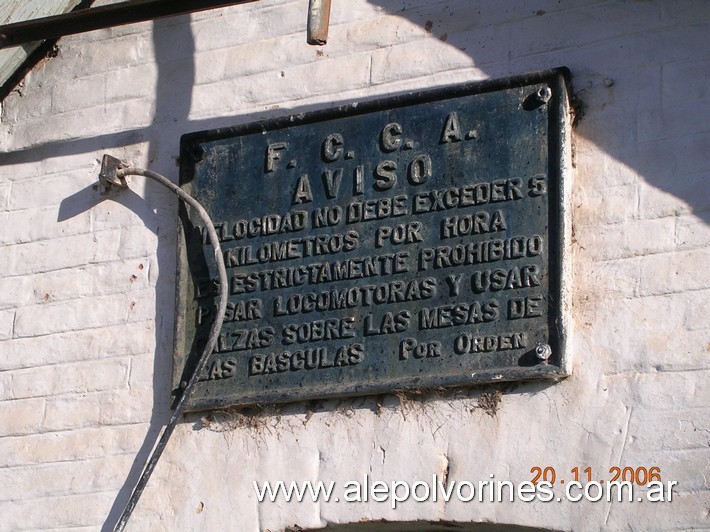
[[0, 0, 333, 49], [98, 155, 228, 532], [307, 0, 332, 45]]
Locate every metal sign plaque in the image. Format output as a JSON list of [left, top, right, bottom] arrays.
[[174, 69, 571, 410]]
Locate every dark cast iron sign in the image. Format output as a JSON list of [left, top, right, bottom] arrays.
[[174, 68, 572, 410]]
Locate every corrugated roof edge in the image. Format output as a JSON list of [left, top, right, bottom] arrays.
[[0, 0, 95, 102]]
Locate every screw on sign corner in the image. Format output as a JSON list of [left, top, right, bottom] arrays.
[[523, 85, 552, 110], [535, 343, 552, 363], [535, 86, 552, 104]]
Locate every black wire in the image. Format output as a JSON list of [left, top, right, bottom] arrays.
[[110, 167, 229, 532]]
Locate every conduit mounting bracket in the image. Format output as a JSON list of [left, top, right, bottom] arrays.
[[99, 154, 129, 194]]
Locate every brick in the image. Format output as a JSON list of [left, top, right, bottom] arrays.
[[509, 4, 667, 56], [0, 83, 52, 123], [0, 310, 14, 340], [0, 492, 115, 531], [0, 424, 149, 468], [0, 357, 130, 401], [589, 293, 693, 374], [0, 206, 92, 246], [90, 190, 175, 234], [0, 398, 45, 437], [370, 38, 474, 85], [585, 217, 676, 261], [79, 227, 163, 267], [576, 257, 640, 299], [128, 352, 161, 389], [0, 151, 99, 183], [41, 394, 102, 432], [635, 138, 709, 198], [189, 78, 254, 119], [58, 31, 154, 77], [0, 237, 15, 276], [51, 73, 107, 114], [193, 47, 229, 86], [683, 288, 710, 332], [105, 63, 158, 103], [643, 329, 710, 372], [191, 1, 304, 53], [603, 327, 709, 376], [618, 23, 708, 70], [595, 65, 662, 113], [9, 100, 153, 150], [335, 0, 513, 56], [580, 183, 638, 225], [114, 97, 160, 131], [0, 256, 153, 310], [7, 170, 96, 211], [115, 229, 163, 262], [623, 370, 710, 411], [191, 53, 373, 117], [648, 449, 710, 493], [676, 213, 710, 250], [596, 291, 709, 372], [662, 58, 710, 104], [339, 16, 429, 53], [42, 387, 159, 432], [13, 290, 156, 338], [626, 407, 710, 452], [639, 248, 710, 296], [403, 0, 524, 33], [0, 321, 154, 371], [219, 34, 321, 81], [574, 150, 641, 189], [0, 270, 45, 310], [98, 387, 157, 425], [606, 491, 710, 531], [4, 231, 116, 277], [637, 97, 709, 143], [329, 2, 390, 26], [658, 0, 710, 23], [0, 454, 134, 502], [0, 182, 10, 210], [644, 169, 710, 221]]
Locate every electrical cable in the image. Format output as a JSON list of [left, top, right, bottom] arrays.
[[101, 164, 228, 532]]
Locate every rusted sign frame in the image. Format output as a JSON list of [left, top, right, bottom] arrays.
[[174, 68, 572, 411]]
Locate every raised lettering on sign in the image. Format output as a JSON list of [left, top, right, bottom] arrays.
[[176, 71, 569, 408]]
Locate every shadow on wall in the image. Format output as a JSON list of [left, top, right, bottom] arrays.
[[11, 0, 710, 225], [103, 16, 196, 531], [54, 16, 196, 532], [364, 0, 709, 222]]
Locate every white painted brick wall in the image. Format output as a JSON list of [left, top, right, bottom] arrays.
[[0, 0, 708, 530]]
